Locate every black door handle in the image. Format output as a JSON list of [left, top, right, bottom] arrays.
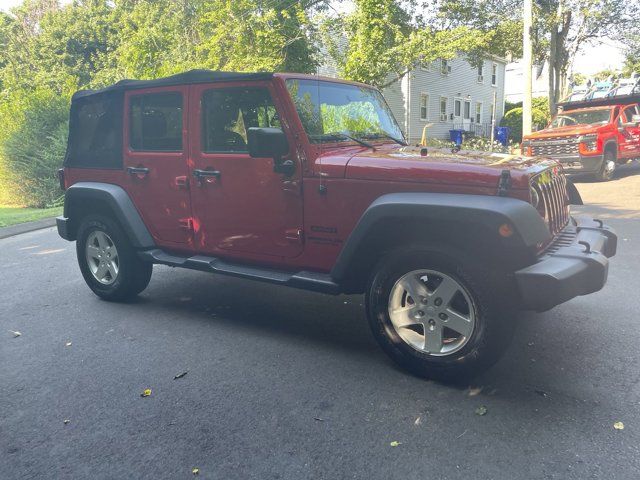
[[193, 169, 221, 185], [127, 166, 150, 176]]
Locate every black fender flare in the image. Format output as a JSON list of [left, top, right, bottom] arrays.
[[330, 192, 551, 282], [60, 182, 155, 248]]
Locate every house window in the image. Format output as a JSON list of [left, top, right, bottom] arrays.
[[477, 64, 484, 83], [441, 59, 450, 75], [463, 100, 471, 120], [475, 102, 483, 123], [419, 93, 429, 120], [491, 63, 498, 86], [454, 98, 462, 118], [439, 97, 447, 122], [420, 59, 431, 71]]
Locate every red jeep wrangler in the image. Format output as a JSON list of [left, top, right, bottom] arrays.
[[57, 70, 616, 380], [522, 100, 640, 181]]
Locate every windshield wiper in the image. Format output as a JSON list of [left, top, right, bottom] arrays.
[[322, 132, 375, 150], [361, 132, 408, 146]]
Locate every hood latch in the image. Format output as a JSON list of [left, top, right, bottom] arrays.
[[497, 169, 512, 196]]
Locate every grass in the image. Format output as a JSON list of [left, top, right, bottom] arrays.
[[0, 205, 62, 227]]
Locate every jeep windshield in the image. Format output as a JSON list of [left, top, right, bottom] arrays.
[[285, 78, 404, 145], [551, 109, 611, 127]]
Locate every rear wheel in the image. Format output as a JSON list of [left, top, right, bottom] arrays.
[[366, 248, 516, 382], [595, 150, 616, 182], [76, 215, 152, 301]]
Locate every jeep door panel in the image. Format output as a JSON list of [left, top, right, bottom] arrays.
[[123, 87, 193, 246], [188, 82, 304, 258]]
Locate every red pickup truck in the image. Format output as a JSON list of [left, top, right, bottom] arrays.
[[522, 101, 640, 181], [56, 70, 616, 381]]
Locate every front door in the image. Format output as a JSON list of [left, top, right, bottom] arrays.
[[617, 104, 640, 160], [123, 87, 192, 246], [188, 82, 304, 259]]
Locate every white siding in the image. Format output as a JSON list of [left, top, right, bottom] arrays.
[[382, 57, 507, 144]]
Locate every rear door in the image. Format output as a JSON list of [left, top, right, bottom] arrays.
[[617, 104, 640, 160], [123, 87, 192, 246], [187, 81, 304, 259]]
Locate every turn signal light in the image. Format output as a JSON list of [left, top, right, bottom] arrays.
[[499, 223, 514, 237]]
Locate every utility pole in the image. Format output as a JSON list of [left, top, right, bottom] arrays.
[[522, 0, 533, 136]]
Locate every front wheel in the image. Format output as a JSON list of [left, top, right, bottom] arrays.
[[595, 151, 616, 182], [366, 249, 516, 382], [76, 215, 152, 301]]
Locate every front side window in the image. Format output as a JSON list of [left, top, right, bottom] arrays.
[[129, 92, 183, 151], [201, 87, 279, 153], [285, 79, 404, 143], [491, 64, 498, 86], [551, 108, 612, 127]]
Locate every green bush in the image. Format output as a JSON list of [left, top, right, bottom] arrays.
[[500, 107, 548, 143], [0, 90, 69, 208]]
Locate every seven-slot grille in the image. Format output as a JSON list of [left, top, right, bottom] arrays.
[[531, 137, 579, 157], [531, 168, 571, 237]]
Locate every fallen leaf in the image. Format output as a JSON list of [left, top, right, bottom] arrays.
[[314, 417, 325, 422], [414, 416, 423, 426], [614, 422, 624, 430], [467, 387, 483, 397], [389, 441, 401, 447], [63, 419, 70, 425], [65, 341, 72, 347], [475, 406, 488, 416], [9, 330, 21, 338], [140, 388, 152, 397], [174, 371, 188, 380], [192, 467, 199, 475]]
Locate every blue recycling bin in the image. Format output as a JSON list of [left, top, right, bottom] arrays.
[[494, 126, 510, 146], [449, 129, 464, 146]]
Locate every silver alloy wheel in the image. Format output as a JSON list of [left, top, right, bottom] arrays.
[[85, 230, 119, 285], [388, 269, 476, 356]]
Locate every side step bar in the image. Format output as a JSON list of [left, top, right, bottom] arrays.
[[138, 249, 341, 295]]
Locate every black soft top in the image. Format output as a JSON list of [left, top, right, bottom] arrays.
[[72, 69, 274, 100]]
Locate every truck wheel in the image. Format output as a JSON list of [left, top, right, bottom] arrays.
[[76, 215, 152, 301], [366, 249, 515, 382], [595, 151, 616, 182]]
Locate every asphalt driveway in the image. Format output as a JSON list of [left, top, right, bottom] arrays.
[[1, 163, 639, 479]]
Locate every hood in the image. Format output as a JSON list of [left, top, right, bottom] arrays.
[[526, 124, 603, 139], [343, 144, 556, 190]]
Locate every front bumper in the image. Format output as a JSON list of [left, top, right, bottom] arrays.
[[515, 216, 617, 312], [56, 216, 75, 241], [554, 154, 603, 174]]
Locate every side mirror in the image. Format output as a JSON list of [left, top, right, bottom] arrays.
[[247, 127, 294, 176]]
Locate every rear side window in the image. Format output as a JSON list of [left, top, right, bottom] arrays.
[[129, 92, 183, 151], [201, 87, 279, 153], [64, 91, 123, 169]]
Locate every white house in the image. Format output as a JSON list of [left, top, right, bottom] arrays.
[[381, 56, 507, 144], [505, 60, 549, 103]]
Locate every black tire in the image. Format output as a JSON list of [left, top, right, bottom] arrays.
[[595, 150, 616, 182], [366, 247, 516, 382], [76, 215, 152, 301]]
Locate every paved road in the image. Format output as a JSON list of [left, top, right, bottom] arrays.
[[2, 164, 640, 479]]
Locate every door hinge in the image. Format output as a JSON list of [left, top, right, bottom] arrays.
[[179, 218, 194, 231], [175, 175, 189, 190], [285, 228, 304, 243]]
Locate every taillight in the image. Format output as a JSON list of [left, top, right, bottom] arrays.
[[57, 168, 66, 190]]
